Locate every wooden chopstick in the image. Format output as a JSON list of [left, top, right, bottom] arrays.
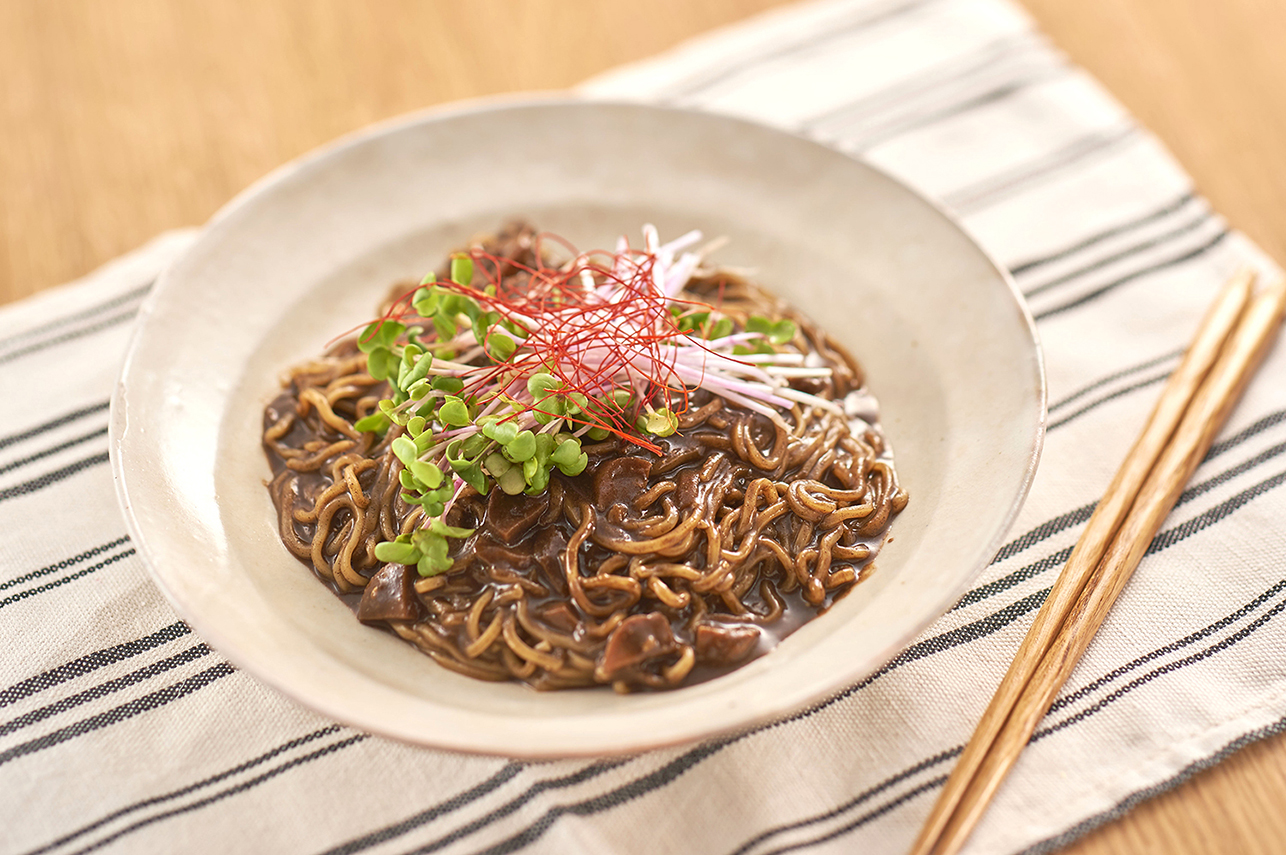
[[908, 269, 1254, 855], [926, 276, 1286, 855], [910, 270, 1286, 855]]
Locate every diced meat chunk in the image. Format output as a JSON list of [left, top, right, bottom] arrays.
[[594, 456, 652, 509], [485, 489, 548, 543], [694, 623, 760, 666], [596, 612, 678, 680], [356, 563, 421, 623], [531, 527, 568, 594], [535, 601, 580, 633], [474, 536, 529, 569]]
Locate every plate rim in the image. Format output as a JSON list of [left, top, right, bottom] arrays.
[[110, 94, 1047, 757]]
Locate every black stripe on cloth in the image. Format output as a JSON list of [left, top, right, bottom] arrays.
[[971, 420, 1286, 605], [1046, 370, 1170, 431], [957, 454, 1286, 613], [20, 726, 346, 855], [1036, 593, 1286, 742], [0, 644, 210, 738], [0, 400, 110, 452], [1018, 713, 1286, 855], [799, 34, 1034, 132], [449, 742, 731, 855], [0, 663, 234, 769], [339, 762, 638, 855], [1179, 440, 1286, 505], [0, 308, 142, 367], [955, 545, 1070, 612], [50, 756, 523, 855], [728, 747, 960, 855], [754, 777, 947, 855], [1022, 213, 1214, 299], [735, 574, 1286, 855], [392, 591, 1049, 855], [0, 451, 109, 505], [1048, 576, 1286, 714], [1151, 467, 1286, 553], [1048, 349, 1183, 414], [60, 733, 370, 855], [1208, 407, 1286, 460], [476, 462, 1286, 854], [0, 282, 151, 352], [316, 761, 526, 854], [0, 536, 130, 593], [0, 621, 189, 708], [0, 426, 108, 477], [0, 548, 135, 611], [853, 70, 1066, 153], [944, 127, 1136, 213], [663, 0, 940, 100], [990, 504, 1093, 565], [1008, 192, 1197, 277], [1032, 229, 1231, 322]]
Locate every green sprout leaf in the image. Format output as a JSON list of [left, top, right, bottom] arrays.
[[483, 451, 511, 478], [366, 346, 396, 382], [429, 519, 475, 539], [407, 458, 443, 489], [550, 436, 581, 468], [353, 412, 389, 434], [438, 396, 470, 427], [556, 452, 588, 477], [480, 418, 519, 445], [527, 372, 560, 398], [503, 429, 537, 462], [497, 467, 527, 495], [390, 436, 418, 466], [450, 254, 474, 286], [641, 408, 679, 437], [488, 332, 516, 362], [374, 540, 420, 565], [769, 319, 796, 344]]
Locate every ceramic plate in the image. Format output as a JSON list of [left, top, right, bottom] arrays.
[[110, 98, 1045, 757]]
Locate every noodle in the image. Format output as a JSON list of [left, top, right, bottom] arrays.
[[263, 223, 907, 691]]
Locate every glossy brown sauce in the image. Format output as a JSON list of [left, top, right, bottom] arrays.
[[265, 385, 897, 691], [262, 224, 905, 691]]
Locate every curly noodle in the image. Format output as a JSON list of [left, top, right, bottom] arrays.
[[263, 224, 907, 692]]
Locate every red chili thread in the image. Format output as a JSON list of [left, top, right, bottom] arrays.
[[350, 234, 733, 450]]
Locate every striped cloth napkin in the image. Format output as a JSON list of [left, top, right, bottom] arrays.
[[5, 0, 1286, 853]]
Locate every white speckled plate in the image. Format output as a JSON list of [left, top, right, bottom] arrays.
[[110, 97, 1045, 758]]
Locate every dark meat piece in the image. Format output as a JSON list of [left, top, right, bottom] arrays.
[[531, 527, 569, 595], [596, 612, 678, 681], [694, 623, 760, 666], [356, 564, 422, 623], [535, 601, 580, 633], [674, 468, 702, 511], [594, 456, 652, 509], [474, 536, 530, 570], [485, 489, 548, 543]]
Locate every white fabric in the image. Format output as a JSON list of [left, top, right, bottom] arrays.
[[4, 1, 1286, 853]]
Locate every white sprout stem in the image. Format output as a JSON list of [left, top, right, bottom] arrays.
[[728, 352, 806, 364], [440, 475, 468, 518], [775, 385, 847, 416], [763, 366, 833, 378]]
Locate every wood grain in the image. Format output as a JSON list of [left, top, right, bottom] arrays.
[[3, 2, 1286, 853], [0, 0, 796, 303]]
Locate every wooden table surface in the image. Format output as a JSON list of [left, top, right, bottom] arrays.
[[3, 2, 1284, 853]]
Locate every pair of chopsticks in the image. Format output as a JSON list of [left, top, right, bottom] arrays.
[[910, 269, 1286, 855]]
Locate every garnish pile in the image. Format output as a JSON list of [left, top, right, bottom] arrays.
[[354, 226, 835, 576]]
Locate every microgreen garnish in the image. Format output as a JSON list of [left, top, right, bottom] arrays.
[[357, 225, 836, 575]]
